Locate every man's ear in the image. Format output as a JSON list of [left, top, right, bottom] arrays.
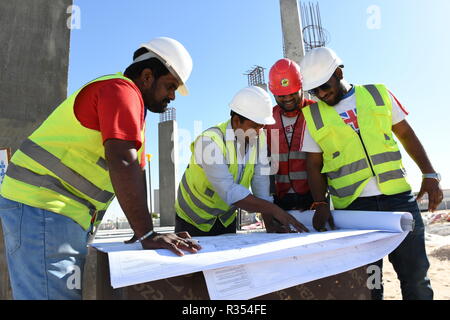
[[231, 114, 239, 129], [335, 67, 344, 80], [139, 68, 154, 88]]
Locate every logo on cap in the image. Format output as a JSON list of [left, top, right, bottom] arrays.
[[281, 79, 289, 87]]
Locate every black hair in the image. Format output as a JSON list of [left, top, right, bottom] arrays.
[[230, 110, 249, 124], [124, 47, 170, 80]]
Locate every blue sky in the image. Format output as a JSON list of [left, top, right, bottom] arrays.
[[68, 0, 450, 217]]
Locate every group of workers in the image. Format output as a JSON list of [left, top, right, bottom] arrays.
[[0, 37, 443, 300]]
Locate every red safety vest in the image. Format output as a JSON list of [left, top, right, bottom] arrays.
[[266, 99, 314, 199]]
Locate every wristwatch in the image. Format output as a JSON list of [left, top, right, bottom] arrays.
[[422, 173, 441, 182]]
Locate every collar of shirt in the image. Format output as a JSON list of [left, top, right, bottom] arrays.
[[225, 120, 251, 162], [342, 85, 355, 100]]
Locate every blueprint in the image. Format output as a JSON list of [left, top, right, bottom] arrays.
[[91, 210, 412, 297], [203, 232, 408, 300]]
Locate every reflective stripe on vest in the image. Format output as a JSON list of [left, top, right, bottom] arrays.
[[370, 151, 402, 166], [276, 151, 306, 162], [363, 85, 384, 106], [327, 158, 368, 180], [177, 185, 216, 226], [328, 179, 367, 198], [309, 103, 324, 130], [378, 169, 406, 183], [180, 173, 231, 218], [276, 171, 308, 183], [18, 139, 114, 203], [6, 163, 106, 220]]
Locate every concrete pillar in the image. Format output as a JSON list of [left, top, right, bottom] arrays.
[[0, 0, 72, 300], [0, 0, 72, 152], [158, 120, 179, 227], [0, 226, 12, 300], [82, 247, 98, 300], [279, 0, 306, 65], [154, 189, 160, 214]]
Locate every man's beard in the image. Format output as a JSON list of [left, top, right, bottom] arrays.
[[147, 99, 169, 113], [145, 82, 170, 113], [327, 87, 345, 106]]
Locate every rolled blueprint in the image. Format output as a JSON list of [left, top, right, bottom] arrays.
[[290, 210, 414, 233]]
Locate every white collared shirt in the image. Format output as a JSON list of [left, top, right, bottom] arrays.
[[193, 121, 273, 206]]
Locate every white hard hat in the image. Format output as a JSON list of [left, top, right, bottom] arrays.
[[300, 47, 343, 91], [135, 37, 193, 96], [229, 86, 275, 125]]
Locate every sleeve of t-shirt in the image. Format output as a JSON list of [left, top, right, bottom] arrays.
[[301, 125, 323, 153], [388, 89, 409, 125], [97, 80, 145, 149]]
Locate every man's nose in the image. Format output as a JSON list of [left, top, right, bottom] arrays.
[[315, 88, 328, 100], [281, 93, 294, 102]]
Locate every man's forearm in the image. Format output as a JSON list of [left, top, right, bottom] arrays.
[[234, 194, 279, 215], [105, 140, 153, 238], [393, 121, 436, 174], [306, 153, 328, 201], [308, 170, 328, 201]]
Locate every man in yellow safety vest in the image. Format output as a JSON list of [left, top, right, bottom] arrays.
[[0, 37, 200, 300], [300, 47, 443, 300]]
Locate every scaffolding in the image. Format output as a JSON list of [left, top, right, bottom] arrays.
[[300, 1, 330, 52], [159, 107, 176, 123], [244, 65, 266, 87]]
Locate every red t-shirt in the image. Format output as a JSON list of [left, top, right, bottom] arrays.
[[73, 78, 146, 167]]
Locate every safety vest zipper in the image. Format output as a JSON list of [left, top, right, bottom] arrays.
[[281, 114, 299, 188], [357, 132, 376, 177]]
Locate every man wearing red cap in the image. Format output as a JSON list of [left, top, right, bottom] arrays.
[[265, 59, 315, 211]]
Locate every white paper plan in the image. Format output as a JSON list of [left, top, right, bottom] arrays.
[[203, 232, 408, 300], [91, 210, 413, 295]]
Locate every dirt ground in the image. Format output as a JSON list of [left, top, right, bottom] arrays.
[[383, 213, 450, 300]]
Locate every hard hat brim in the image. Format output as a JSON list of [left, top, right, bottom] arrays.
[[270, 86, 301, 97], [231, 107, 276, 125], [177, 83, 189, 96], [302, 57, 343, 91], [251, 115, 276, 125], [263, 116, 276, 125]]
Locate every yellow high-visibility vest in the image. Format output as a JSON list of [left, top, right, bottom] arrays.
[[0, 73, 145, 230], [175, 120, 264, 232], [302, 84, 411, 209]]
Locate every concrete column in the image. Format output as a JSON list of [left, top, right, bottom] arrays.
[[158, 120, 179, 227], [0, 226, 12, 300], [0, 0, 72, 300], [279, 0, 306, 64], [0, 0, 72, 152]]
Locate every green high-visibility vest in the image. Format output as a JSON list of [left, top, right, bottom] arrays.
[[302, 84, 411, 209], [175, 120, 264, 232], [0, 73, 145, 230]]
